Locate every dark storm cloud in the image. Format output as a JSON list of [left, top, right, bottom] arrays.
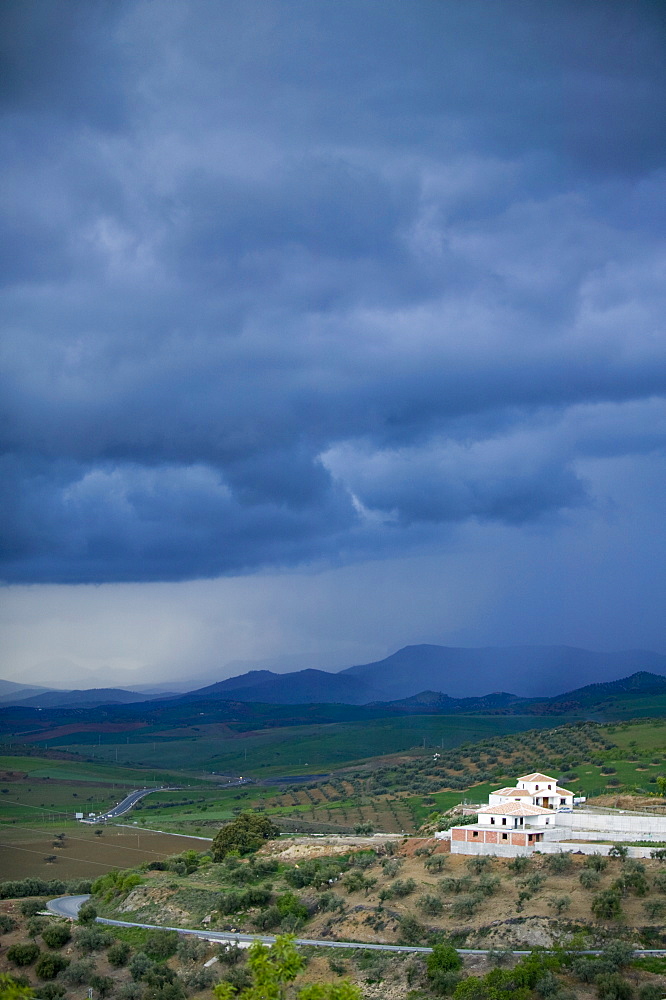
[[1, 0, 666, 583]]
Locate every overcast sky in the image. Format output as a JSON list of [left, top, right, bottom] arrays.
[[1, 1, 665, 689]]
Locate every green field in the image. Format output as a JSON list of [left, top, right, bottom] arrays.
[[51, 714, 560, 775]]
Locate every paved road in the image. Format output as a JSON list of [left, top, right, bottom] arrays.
[[46, 895, 666, 957], [96, 787, 180, 821]]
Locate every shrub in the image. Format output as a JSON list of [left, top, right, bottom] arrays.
[[73, 927, 113, 953], [145, 930, 179, 960], [7, 944, 40, 967], [76, 902, 98, 925], [424, 856, 448, 873], [108, 941, 132, 967], [20, 899, 46, 917], [580, 869, 602, 890], [418, 893, 444, 916], [41, 923, 71, 949], [180, 966, 217, 991], [452, 893, 484, 919], [466, 857, 492, 875], [0, 914, 16, 934], [638, 985, 662, 1000], [129, 952, 154, 982], [397, 915, 425, 945], [34, 984, 66, 1000], [427, 944, 463, 977], [34, 954, 69, 980], [176, 936, 207, 964], [602, 941, 634, 970], [592, 890, 623, 921], [586, 855, 609, 872], [544, 853, 573, 874], [89, 975, 114, 998], [595, 972, 633, 1000], [61, 959, 95, 985]]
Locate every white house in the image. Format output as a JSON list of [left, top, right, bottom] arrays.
[[488, 772, 574, 811], [450, 771, 574, 854]]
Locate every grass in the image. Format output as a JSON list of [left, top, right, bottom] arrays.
[[52, 714, 560, 776]]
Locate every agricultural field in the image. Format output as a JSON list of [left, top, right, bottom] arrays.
[[0, 824, 208, 881], [49, 713, 559, 775]]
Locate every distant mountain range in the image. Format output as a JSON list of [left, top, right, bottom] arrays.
[[2, 644, 665, 710]]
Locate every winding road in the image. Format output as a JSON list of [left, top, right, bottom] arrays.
[[96, 787, 180, 821], [46, 895, 666, 957]]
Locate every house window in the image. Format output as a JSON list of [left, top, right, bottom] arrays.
[[472, 831, 478, 838], [490, 818, 495, 825], [528, 835, 533, 842], [502, 818, 507, 826], [502, 833, 508, 840], [560, 798, 566, 805], [535, 784, 539, 790], [548, 784, 552, 790]]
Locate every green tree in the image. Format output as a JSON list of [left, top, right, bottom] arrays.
[[76, 902, 98, 925], [212, 813, 280, 860], [213, 936, 305, 1000], [0, 974, 34, 1000]]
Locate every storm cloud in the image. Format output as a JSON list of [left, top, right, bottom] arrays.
[[1, 0, 666, 588]]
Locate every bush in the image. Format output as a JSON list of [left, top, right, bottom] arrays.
[[592, 889, 623, 921], [176, 936, 207, 964], [34, 954, 69, 980], [145, 930, 179, 960], [602, 941, 634, 970], [397, 915, 425, 945], [452, 893, 484, 919], [89, 975, 114, 998], [108, 941, 132, 967], [544, 853, 573, 874], [596, 972, 633, 1000], [34, 984, 66, 1000], [20, 899, 46, 917], [427, 944, 463, 977], [580, 869, 602, 890], [418, 893, 444, 916], [76, 902, 98, 925], [211, 813, 280, 860], [7, 944, 40, 967], [61, 959, 95, 986], [0, 914, 16, 934], [638, 985, 662, 1000], [129, 952, 154, 982], [41, 923, 71, 949], [74, 927, 113, 953], [586, 855, 609, 872]]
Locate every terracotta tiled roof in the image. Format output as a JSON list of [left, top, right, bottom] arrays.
[[555, 787, 574, 796], [492, 787, 533, 797], [478, 801, 553, 816], [517, 772, 558, 782]]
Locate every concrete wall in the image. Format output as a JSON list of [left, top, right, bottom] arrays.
[[557, 810, 666, 840]]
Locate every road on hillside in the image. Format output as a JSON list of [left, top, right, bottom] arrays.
[[46, 896, 666, 957], [96, 787, 180, 821]]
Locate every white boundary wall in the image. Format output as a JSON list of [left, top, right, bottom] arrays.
[[556, 810, 666, 840]]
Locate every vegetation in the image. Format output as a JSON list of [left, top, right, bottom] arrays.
[[211, 812, 281, 859]]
